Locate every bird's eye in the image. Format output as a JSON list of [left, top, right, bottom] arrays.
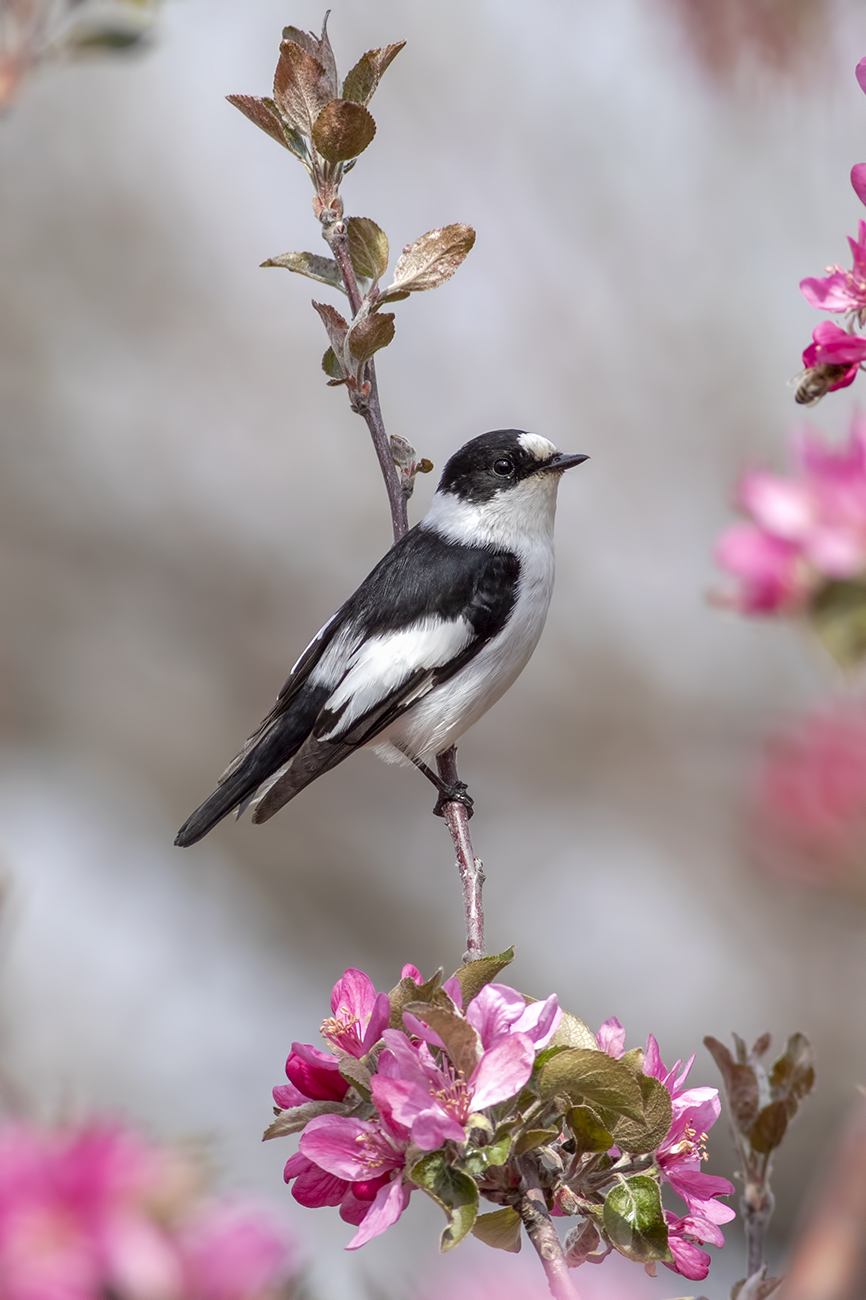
[[493, 458, 514, 477]]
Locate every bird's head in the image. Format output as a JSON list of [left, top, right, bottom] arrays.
[[423, 430, 588, 550]]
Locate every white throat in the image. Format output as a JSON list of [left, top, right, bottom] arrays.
[[421, 473, 562, 557]]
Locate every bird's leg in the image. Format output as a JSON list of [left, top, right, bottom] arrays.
[[407, 755, 475, 819]]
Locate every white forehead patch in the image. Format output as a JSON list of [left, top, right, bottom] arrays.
[[518, 432, 556, 462]]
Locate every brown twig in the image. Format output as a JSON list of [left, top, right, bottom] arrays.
[[321, 217, 408, 543], [321, 211, 485, 960], [517, 1156, 583, 1300], [436, 745, 485, 960]]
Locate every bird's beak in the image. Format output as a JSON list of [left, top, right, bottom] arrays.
[[534, 452, 590, 474]]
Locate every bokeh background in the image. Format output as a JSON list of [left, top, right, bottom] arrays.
[[2, 0, 866, 1294]]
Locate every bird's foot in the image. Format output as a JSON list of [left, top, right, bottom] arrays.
[[433, 781, 474, 819]]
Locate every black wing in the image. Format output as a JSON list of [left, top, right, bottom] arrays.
[[174, 526, 520, 844]]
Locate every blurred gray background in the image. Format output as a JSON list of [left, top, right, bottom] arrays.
[[1, 0, 865, 1294]]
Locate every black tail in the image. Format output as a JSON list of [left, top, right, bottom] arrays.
[[174, 767, 261, 848], [174, 684, 329, 847]]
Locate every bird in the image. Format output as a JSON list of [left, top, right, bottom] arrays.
[[174, 429, 587, 847]]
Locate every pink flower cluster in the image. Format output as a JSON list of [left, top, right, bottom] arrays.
[[272, 963, 734, 1285], [280, 965, 560, 1250], [715, 412, 866, 612], [753, 699, 866, 888], [0, 1121, 296, 1300], [797, 58, 866, 403], [598, 1018, 735, 1282]]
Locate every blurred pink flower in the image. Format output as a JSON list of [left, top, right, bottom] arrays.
[[801, 221, 866, 317], [179, 1201, 295, 1300], [715, 413, 866, 612], [754, 701, 866, 887], [0, 1122, 296, 1300]]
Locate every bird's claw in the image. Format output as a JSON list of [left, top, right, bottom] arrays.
[[433, 781, 474, 819]]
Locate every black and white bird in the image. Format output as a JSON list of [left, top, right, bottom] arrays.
[[174, 430, 587, 847]]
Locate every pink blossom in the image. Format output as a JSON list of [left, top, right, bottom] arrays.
[[595, 1024, 734, 1262], [319, 968, 391, 1058], [802, 321, 866, 392], [852, 164, 866, 209], [273, 1041, 350, 1109], [715, 414, 866, 612], [597, 1016, 627, 1058], [642, 1035, 735, 1223], [273, 968, 393, 1110], [298, 1114, 410, 1249], [753, 701, 866, 886], [179, 1201, 295, 1300], [464, 983, 561, 1052], [662, 1211, 719, 1281], [371, 1026, 535, 1151], [801, 221, 866, 317]]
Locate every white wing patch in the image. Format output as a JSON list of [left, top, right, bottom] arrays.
[[317, 616, 474, 740]]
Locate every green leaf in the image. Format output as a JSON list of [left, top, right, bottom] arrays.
[[403, 1000, 479, 1078], [347, 217, 389, 282], [537, 1049, 644, 1122], [321, 347, 345, 382], [547, 1010, 598, 1051], [411, 1151, 479, 1251], [380, 224, 475, 301], [262, 1099, 346, 1140], [347, 312, 395, 363], [462, 1132, 513, 1175], [261, 251, 345, 292], [312, 100, 377, 164], [566, 1106, 614, 1155], [62, 17, 153, 51], [450, 947, 515, 1007], [342, 42, 406, 105], [513, 1126, 560, 1157], [769, 1033, 815, 1114], [274, 40, 334, 138], [338, 1056, 372, 1100], [602, 1175, 673, 1264], [609, 1075, 673, 1156], [471, 1206, 522, 1253], [809, 580, 866, 669], [749, 1100, 789, 1155]]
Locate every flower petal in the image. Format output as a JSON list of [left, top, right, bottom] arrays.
[[470, 1033, 535, 1110], [346, 1178, 410, 1250], [597, 1017, 626, 1058]]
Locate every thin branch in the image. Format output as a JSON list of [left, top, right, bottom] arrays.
[[321, 213, 485, 960], [321, 217, 408, 543], [436, 745, 485, 961], [741, 1159, 775, 1281], [517, 1156, 583, 1300]]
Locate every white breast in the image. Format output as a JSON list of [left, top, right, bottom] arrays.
[[373, 475, 560, 763]]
